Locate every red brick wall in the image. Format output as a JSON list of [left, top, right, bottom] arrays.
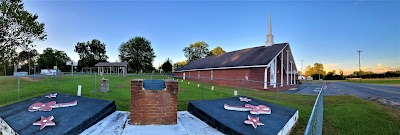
[[172, 56, 298, 90], [130, 79, 178, 125]]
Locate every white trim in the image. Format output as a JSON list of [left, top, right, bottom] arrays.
[[280, 51, 283, 87], [290, 61, 293, 85], [274, 56, 277, 88], [286, 50, 289, 86], [174, 65, 269, 72], [175, 44, 290, 73], [277, 110, 299, 135]]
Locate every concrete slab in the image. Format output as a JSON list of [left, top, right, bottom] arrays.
[[188, 97, 298, 135], [81, 111, 222, 135], [80, 111, 127, 135], [0, 93, 116, 135]]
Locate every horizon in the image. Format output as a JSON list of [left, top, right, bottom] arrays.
[[23, 0, 400, 75]]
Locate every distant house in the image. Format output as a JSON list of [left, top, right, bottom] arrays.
[[174, 14, 298, 90], [95, 62, 128, 75]]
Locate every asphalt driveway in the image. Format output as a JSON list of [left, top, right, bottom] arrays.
[[289, 82, 400, 103]]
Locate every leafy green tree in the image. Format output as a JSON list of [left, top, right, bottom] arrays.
[[161, 58, 173, 73], [0, 48, 17, 75], [210, 46, 226, 55], [183, 41, 210, 61], [74, 39, 108, 68], [304, 63, 326, 79], [37, 48, 70, 71], [173, 60, 187, 70], [0, 0, 46, 50], [1, 0, 46, 75], [17, 48, 38, 73], [119, 37, 156, 74]]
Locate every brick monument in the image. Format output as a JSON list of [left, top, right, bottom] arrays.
[[130, 79, 178, 125]]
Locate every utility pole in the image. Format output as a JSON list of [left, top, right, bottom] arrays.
[[301, 60, 303, 75], [357, 50, 362, 82], [28, 49, 30, 75]]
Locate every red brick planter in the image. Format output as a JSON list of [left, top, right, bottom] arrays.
[[130, 79, 178, 125]]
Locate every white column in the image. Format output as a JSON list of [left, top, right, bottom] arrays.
[[294, 71, 297, 84], [286, 50, 289, 86], [290, 61, 293, 85], [281, 51, 283, 86], [274, 57, 277, 88], [264, 67, 268, 89], [183, 72, 186, 80], [270, 61, 274, 86]]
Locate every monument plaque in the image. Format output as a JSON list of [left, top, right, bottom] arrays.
[[143, 80, 166, 90]]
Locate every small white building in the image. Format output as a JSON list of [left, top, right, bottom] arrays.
[[95, 62, 128, 75], [41, 69, 61, 75]]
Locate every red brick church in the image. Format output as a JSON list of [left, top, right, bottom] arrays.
[[174, 14, 298, 90]]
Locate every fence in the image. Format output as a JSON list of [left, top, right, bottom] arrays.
[[168, 75, 303, 101], [1, 73, 315, 118], [304, 84, 325, 135], [0, 73, 170, 107]]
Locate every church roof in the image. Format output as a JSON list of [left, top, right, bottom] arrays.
[[175, 43, 290, 71]]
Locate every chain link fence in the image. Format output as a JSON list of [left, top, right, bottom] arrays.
[[304, 84, 326, 135]]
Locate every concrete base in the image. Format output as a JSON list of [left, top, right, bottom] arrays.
[[188, 97, 299, 135], [0, 93, 116, 135], [81, 111, 222, 135]]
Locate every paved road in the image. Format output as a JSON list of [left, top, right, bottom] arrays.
[[290, 82, 400, 103]]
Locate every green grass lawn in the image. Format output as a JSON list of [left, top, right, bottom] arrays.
[[347, 78, 400, 84], [0, 75, 399, 134]]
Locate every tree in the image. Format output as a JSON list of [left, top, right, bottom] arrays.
[[173, 60, 187, 70], [74, 39, 108, 68], [37, 48, 71, 71], [119, 37, 156, 74], [17, 48, 38, 73], [210, 46, 226, 55], [0, 0, 46, 51], [183, 41, 210, 61], [304, 65, 313, 76], [304, 63, 326, 80], [1, 0, 46, 75], [0, 48, 17, 75], [161, 58, 173, 73]]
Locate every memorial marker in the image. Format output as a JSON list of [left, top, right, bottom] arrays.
[[143, 80, 166, 90]]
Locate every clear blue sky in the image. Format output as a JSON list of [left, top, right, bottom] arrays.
[[24, 0, 400, 74]]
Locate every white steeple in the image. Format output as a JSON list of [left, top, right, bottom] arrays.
[[265, 13, 274, 46]]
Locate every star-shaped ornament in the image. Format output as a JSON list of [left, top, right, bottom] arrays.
[[239, 97, 252, 102], [45, 93, 57, 98], [224, 104, 271, 115], [33, 116, 56, 130], [245, 104, 271, 115], [244, 115, 264, 129], [28, 100, 77, 112]]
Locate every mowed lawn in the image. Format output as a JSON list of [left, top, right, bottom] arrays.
[[0, 75, 399, 134], [347, 78, 400, 84]]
